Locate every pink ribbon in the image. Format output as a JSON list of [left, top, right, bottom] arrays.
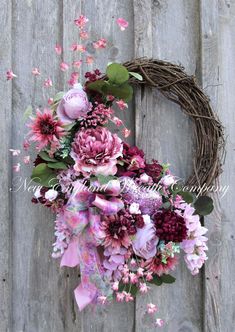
[[59, 179, 124, 310]]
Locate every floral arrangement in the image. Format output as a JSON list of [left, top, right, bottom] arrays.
[[10, 15, 214, 328]]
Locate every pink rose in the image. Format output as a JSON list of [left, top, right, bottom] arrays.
[[70, 127, 123, 176], [133, 215, 159, 260], [57, 84, 91, 124]]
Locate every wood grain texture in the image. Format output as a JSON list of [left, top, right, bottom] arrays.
[[1, 0, 235, 331], [10, 1, 80, 331], [201, 0, 235, 331], [0, 1, 12, 332], [218, 1, 235, 329], [134, 1, 203, 331]]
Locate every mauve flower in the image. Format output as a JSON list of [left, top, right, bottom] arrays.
[[133, 215, 159, 259], [57, 84, 91, 124], [71, 126, 123, 176]]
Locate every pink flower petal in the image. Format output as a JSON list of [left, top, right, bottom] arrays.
[[79, 31, 89, 40], [32, 68, 40, 76], [93, 38, 107, 49], [60, 62, 69, 72], [6, 70, 17, 80], [9, 149, 21, 156], [86, 56, 94, 64], [116, 18, 129, 31], [122, 128, 131, 138], [74, 15, 89, 29], [44, 78, 53, 87], [13, 163, 21, 172], [55, 43, 62, 55], [70, 44, 86, 52], [23, 156, 30, 164], [72, 60, 82, 69]]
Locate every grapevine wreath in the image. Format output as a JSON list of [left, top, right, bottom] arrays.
[[10, 15, 224, 328]]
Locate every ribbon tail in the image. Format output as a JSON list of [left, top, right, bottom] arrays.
[[60, 237, 80, 267], [74, 283, 97, 311]]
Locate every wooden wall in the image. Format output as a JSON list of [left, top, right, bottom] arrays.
[[0, 0, 234, 331]]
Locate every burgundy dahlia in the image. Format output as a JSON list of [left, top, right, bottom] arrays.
[[153, 210, 187, 243], [101, 213, 137, 249], [145, 160, 163, 183]]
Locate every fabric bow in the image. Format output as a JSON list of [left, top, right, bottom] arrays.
[[59, 179, 124, 310]]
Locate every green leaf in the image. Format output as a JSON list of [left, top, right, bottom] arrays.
[[87, 80, 106, 93], [31, 163, 58, 187], [53, 91, 65, 102], [170, 183, 183, 194], [193, 196, 214, 216], [106, 63, 129, 85], [96, 174, 117, 185], [118, 282, 138, 296], [23, 105, 33, 121], [129, 71, 143, 81], [149, 275, 163, 286], [39, 151, 57, 162], [162, 201, 171, 210], [47, 161, 68, 170], [103, 82, 133, 102], [161, 274, 176, 284], [179, 191, 195, 204]]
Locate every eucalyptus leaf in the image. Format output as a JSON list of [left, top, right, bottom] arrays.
[[193, 196, 214, 216], [96, 174, 117, 185], [118, 282, 138, 296], [129, 71, 143, 81], [53, 91, 65, 102], [31, 163, 58, 187], [161, 274, 176, 284], [162, 201, 171, 210], [179, 191, 195, 204], [149, 275, 163, 286], [23, 105, 33, 121], [104, 82, 133, 102], [47, 162, 68, 170], [39, 151, 57, 162], [87, 80, 106, 93], [106, 63, 129, 85]]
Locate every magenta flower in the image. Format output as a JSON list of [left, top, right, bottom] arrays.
[[133, 215, 158, 259], [28, 108, 65, 150], [57, 84, 91, 124], [71, 126, 123, 176]]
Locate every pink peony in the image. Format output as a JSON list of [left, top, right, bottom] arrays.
[[133, 215, 159, 259], [57, 84, 91, 124], [71, 126, 123, 176]]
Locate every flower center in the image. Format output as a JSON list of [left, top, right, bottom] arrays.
[[40, 120, 55, 135]]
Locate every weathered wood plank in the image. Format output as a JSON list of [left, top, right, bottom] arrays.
[[200, 0, 235, 331], [10, 1, 81, 331], [134, 1, 203, 331], [0, 1, 12, 331]]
